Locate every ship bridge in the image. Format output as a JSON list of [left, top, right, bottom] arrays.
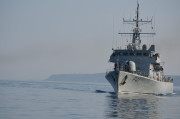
[[109, 44, 161, 76]]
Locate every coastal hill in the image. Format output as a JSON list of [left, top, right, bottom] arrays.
[[45, 73, 107, 83]]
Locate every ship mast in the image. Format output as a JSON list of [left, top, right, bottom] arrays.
[[119, 2, 155, 50], [136, 2, 139, 28]]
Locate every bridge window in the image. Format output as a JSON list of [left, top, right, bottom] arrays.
[[112, 53, 115, 56], [136, 53, 142, 56], [143, 53, 149, 56], [117, 52, 123, 56], [129, 53, 135, 56], [123, 53, 128, 56]]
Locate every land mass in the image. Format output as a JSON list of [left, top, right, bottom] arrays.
[[46, 73, 107, 83]]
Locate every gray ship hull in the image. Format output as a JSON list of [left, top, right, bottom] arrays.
[[106, 71, 173, 94]]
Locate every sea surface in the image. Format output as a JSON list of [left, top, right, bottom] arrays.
[[0, 75, 180, 119]]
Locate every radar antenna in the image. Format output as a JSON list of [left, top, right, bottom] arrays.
[[119, 2, 155, 50]]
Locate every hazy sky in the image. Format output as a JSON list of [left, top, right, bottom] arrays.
[[0, 0, 180, 80]]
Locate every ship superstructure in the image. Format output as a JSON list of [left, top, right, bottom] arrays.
[[105, 2, 173, 94]]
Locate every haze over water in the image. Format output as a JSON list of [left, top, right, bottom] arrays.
[[1, 0, 180, 80]]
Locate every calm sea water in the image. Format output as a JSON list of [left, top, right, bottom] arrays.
[[0, 76, 180, 119]]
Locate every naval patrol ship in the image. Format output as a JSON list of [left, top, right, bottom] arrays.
[[105, 3, 173, 94]]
